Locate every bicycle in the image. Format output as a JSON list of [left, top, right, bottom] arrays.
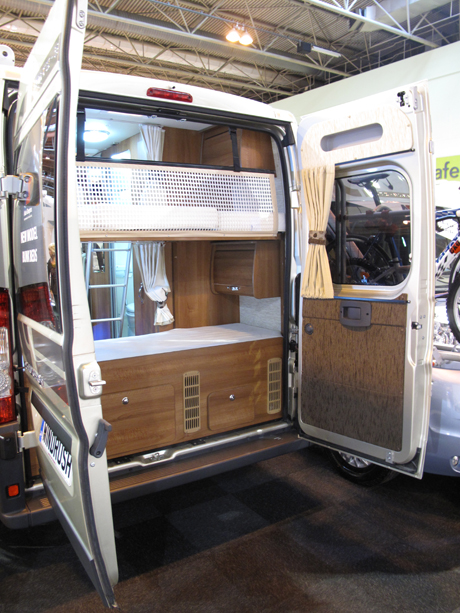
[[327, 207, 460, 343], [435, 208, 460, 342]]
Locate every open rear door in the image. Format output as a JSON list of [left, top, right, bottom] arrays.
[[298, 84, 434, 478], [12, 0, 118, 606]]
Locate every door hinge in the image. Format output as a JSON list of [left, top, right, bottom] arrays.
[[412, 322, 422, 330], [0, 175, 28, 199], [17, 431, 38, 451], [386, 450, 395, 464]]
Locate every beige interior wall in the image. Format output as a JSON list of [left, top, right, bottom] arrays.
[[273, 41, 460, 209]]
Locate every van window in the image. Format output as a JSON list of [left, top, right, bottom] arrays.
[[327, 169, 411, 286], [15, 100, 62, 332], [79, 108, 277, 172]]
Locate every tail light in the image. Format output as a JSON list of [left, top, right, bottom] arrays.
[[0, 289, 15, 424], [19, 283, 55, 329]]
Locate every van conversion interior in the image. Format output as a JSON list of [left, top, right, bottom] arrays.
[[22, 85, 299, 485]]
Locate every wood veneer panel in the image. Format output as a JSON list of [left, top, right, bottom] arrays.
[[100, 337, 283, 457], [162, 127, 202, 164], [202, 126, 233, 166], [239, 129, 275, 171], [211, 240, 281, 298], [302, 296, 407, 327], [173, 241, 239, 328], [105, 384, 176, 459], [301, 300, 407, 450], [208, 385, 255, 431]]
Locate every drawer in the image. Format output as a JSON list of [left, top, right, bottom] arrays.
[[102, 384, 176, 458], [207, 385, 255, 431]]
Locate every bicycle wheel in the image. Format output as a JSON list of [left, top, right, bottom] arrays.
[[446, 272, 460, 343], [449, 253, 460, 287]]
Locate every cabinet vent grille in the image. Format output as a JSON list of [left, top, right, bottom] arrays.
[[267, 358, 282, 414], [183, 371, 201, 433]]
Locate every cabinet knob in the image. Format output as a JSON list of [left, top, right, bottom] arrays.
[[229, 394, 235, 401], [122, 397, 129, 405]]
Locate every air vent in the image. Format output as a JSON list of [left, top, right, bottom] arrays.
[[183, 371, 201, 433], [267, 358, 282, 414]]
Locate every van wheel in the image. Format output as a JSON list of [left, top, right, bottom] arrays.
[[328, 450, 396, 486]]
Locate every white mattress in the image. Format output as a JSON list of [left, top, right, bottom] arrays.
[[94, 323, 282, 362]]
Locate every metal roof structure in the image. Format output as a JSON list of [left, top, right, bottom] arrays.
[[0, 0, 458, 102]]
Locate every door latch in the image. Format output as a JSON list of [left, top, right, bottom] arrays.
[[412, 322, 422, 330], [79, 361, 106, 399], [90, 419, 112, 458]]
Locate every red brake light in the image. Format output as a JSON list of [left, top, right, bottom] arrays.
[[146, 87, 193, 103], [19, 283, 55, 329], [0, 289, 15, 424]]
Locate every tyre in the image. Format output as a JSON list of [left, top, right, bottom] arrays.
[[447, 272, 460, 343], [328, 450, 395, 486], [449, 253, 460, 287]]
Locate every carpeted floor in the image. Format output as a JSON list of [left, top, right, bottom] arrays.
[[1, 445, 460, 612]]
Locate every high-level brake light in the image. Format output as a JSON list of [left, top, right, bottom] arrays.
[[146, 87, 193, 103], [0, 289, 15, 424]]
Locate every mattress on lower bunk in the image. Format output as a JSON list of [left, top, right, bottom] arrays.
[[94, 323, 282, 362]]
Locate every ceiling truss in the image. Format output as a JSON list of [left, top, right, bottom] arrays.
[[0, 0, 458, 102]]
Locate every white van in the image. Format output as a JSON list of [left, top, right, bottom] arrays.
[[0, 0, 435, 606]]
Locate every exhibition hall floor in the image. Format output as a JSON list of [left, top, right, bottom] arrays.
[[1, 446, 460, 613]]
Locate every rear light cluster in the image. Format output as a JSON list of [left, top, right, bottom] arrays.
[[146, 87, 193, 103], [0, 289, 15, 424], [20, 283, 55, 329]]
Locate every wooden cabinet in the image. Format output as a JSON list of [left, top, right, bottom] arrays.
[[211, 240, 280, 298], [99, 336, 283, 459]]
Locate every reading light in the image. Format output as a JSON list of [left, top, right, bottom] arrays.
[[226, 26, 240, 43]]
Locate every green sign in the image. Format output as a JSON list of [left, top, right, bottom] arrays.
[[436, 156, 460, 181]]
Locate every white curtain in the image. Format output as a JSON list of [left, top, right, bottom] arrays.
[[301, 165, 335, 299], [140, 125, 165, 161], [134, 242, 174, 326]]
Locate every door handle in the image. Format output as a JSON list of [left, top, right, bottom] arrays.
[[339, 301, 372, 328]]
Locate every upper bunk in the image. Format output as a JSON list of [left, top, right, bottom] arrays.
[[69, 104, 288, 241]]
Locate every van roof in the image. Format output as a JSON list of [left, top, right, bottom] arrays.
[[79, 70, 294, 124]]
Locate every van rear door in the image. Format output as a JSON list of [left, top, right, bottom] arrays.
[[12, 0, 118, 606], [297, 84, 434, 478]]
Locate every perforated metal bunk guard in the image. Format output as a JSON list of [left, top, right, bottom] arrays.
[[76, 162, 278, 235]]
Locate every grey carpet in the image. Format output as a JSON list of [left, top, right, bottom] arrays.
[[1, 446, 460, 612]]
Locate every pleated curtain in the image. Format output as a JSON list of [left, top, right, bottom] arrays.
[[134, 242, 174, 326], [300, 165, 335, 299], [140, 125, 165, 162]]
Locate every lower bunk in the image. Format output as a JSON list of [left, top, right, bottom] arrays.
[[95, 324, 284, 460]]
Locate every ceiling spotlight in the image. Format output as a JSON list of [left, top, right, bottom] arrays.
[[311, 45, 341, 58], [239, 29, 253, 46], [226, 24, 253, 46], [226, 26, 240, 43], [83, 129, 110, 143]]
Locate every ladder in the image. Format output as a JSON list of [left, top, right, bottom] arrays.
[[84, 243, 132, 338]]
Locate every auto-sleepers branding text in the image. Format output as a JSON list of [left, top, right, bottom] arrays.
[[39, 421, 73, 486]]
